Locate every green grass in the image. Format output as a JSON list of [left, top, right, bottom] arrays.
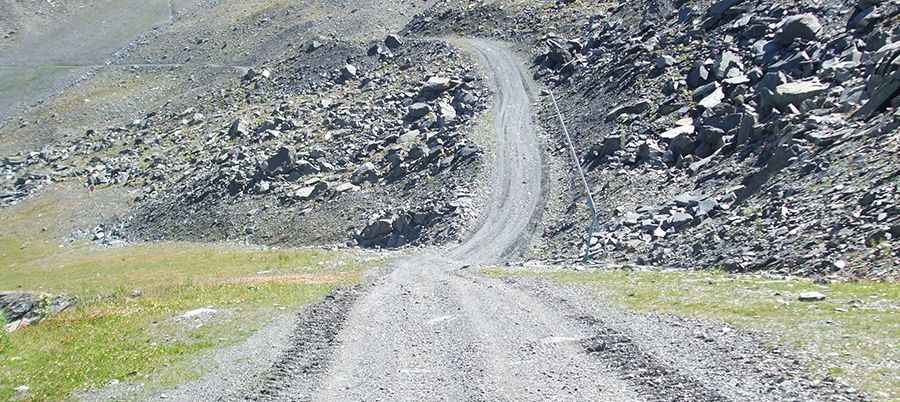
[[0, 243, 364, 401], [0, 183, 373, 401], [486, 268, 900, 401]]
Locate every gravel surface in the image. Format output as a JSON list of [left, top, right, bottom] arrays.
[[508, 276, 869, 402], [223, 37, 873, 402], [228, 38, 639, 402]]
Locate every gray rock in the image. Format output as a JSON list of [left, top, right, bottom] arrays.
[[420, 76, 453, 97], [295, 181, 328, 200], [606, 99, 652, 122], [398, 130, 421, 144], [694, 198, 719, 217], [264, 147, 296, 175], [1, 292, 76, 329], [340, 64, 358, 81], [774, 14, 823, 46], [714, 50, 743, 79], [853, 43, 900, 119], [255, 180, 271, 194], [405, 103, 431, 121], [385, 34, 404, 49], [693, 82, 720, 101], [189, 113, 205, 125], [351, 162, 379, 185], [687, 61, 713, 89], [438, 102, 457, 125], [798, 291, 827, 302], [667, 212, 694, 229], [770, 80, 829, 109], [698, 86, 725, 109], [228, 119, 248, 137], [0, 292, 37, 322]]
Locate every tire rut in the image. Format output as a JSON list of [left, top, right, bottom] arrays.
[[235, 287, 361, 402]]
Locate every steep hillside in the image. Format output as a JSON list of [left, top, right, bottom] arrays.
[[409, 0, 900, 279]]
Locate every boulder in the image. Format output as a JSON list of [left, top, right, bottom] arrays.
[[340, 64, 358, 81], [0, 292, 37, 322], [405, 103, 431, 121], [1, 292, 76, 331], [698, 86, 725, 109], [385, 34, 404, 49], [770, 80, 829, 109], [420, 76, 453, 97], [264, 147, 296, 175], [774, 14, 823, 46], [351, 162, 379, 185]]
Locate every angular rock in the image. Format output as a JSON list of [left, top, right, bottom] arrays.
[[405, 103, 431, 121], [228, 119, 248, 137], [420, 76, 452, 97], [714, 50, 743, 79], [605, 99, 652, 122], [770, 80, 829, 109], [340, 64, 358, 81], [385, 34, 404, 49], [774, 14, 823, 46], [264, 147, 296, 175], [351, 162, 379, 185], [295, 181, 327, 200], [798, 291, 827, 302], [438, 102, 457, 125], [698, 86, 725, 109]]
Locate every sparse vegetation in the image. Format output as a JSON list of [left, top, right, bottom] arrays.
[[0, 242, 365, 401], [486, 268, 900, 401]]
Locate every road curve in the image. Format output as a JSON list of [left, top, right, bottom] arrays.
[[241, 39, 641, 402]]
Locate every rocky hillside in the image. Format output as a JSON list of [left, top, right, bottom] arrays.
[[1, 0, 493, 251], [409, 0, 899, 279]]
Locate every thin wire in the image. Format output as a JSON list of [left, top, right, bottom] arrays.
[[548, 89, 600, 262]]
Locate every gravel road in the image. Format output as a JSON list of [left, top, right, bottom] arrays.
[[240, 39, 641, 402], [232, 38, 866, 402]]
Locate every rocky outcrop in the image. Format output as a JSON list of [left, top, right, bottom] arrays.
[[1, 292, 77, 332]]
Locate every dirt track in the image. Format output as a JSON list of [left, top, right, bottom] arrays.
[[230, 38, 865, 402]]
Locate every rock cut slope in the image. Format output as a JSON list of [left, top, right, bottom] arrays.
[[409, 0, 900, 279]]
